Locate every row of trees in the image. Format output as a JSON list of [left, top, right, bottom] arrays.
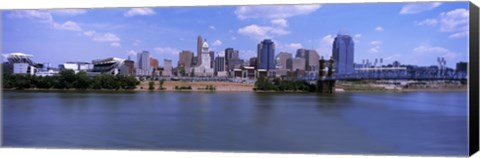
[[254, 77, 317, 92], [147, 79, 166, 90], [3, 70, 140, 90]]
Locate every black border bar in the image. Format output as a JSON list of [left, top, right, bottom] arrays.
[[469, 2, 479, 156]]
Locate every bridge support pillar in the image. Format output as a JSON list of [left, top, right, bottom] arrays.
[[317, 57, 336, 94], [317, 80, 335, 94]]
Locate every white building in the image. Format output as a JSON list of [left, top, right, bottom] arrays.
[[136, 51, 151, 76], [13, 63, 36, 75], [59, 62, 92, 73], [162, 59, 173, 77], [193, 40, 214, 77], [91, 57, 125, 75], [36, 69, 59, 76], [4, 52, 37, 75]]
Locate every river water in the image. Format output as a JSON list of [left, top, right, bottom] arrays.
[[2, 91, 468, 156]]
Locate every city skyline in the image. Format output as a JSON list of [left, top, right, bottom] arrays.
[[2, 2, 469, 68]]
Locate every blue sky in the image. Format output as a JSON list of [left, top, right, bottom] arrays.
[[2, 2, 470, 68]]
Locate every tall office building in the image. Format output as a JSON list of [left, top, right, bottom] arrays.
[[225, 48, 240, 70], [287, 57, 306, 71], [136, 51, 151, 76], [456, 62, 467, 73], [332, 34, 354, 74], [214, 54, 225, 73], [123, 59, 135, 76], [295, 49, 320, 71], [178, 50, 194, 74], [163, 59, 173, 77], [197, 35, 203, 66], [150, 57, 159, 69], [209, 51, 215, 69], [295, 49, 308, 58], [249, 57, 258, 68], [307, 50, 320, 71], [257, 39, 276, 71], [276, 52, 292, 70]]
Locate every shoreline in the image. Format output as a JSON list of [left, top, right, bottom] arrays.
[[1, 80, 468, 93], [2, 87, 467, 93]]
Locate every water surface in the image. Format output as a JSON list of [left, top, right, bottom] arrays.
[[2, 90, 468, 156]]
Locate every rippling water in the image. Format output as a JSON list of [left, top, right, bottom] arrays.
[[2, 90, 468, 156]]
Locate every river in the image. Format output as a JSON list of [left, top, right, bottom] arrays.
[[2, 90, 468, 156]]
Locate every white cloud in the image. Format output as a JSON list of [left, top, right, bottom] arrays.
[[212, 40, 222, 46], [285, 43, 303, 51], [354, 33, 362, 43], [384, 54, 401, 61], [449, 31, 469, 39], [400, 2, 442, 14], [83, 30, 96, 37], [231, 37, 237, 40], [235, 5, 321, 20], [413, 43, 457, 60], [53, 21, 82, 31], [369, 40, 383, 53], [84, 30, 125, 48], [154, 47, 180, 55], [416, 8, 469, 38], [8, 10, 54, 22], [110, 42, 121, 47], [237, 24, 290, 40], [92, 32, 120, 42], [124, 8, 155, 17], [369, 45, 381, 54], [126, 50, 137, 56], [132, 40, 142, 46], [209, 25, 216, 30], [415, 18, 438, 26], [370, 40, 383, 45], [7, 10, 85, 32], [354, 34, 362, 38], [270, 18, 288, 27], [438, 8, 469, 33], [317, 34, 335, 58], [375, 26, 384, 32], [50, 9, 87, 15]]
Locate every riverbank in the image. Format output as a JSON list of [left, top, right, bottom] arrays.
[[2, 81, 467, 93], [136, 81, 254, 92], [336, 82, 468, 92]]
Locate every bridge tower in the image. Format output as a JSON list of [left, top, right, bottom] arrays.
[[317, 57, 336, 93]]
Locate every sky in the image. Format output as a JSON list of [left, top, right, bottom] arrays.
[[1, 2, 470, 68]]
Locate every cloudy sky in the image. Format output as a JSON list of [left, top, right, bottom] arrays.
[[2, 2, 469, 68]]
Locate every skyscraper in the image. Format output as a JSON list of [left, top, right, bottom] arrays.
[[295, 49, 320, 71], [276, 52, 292, 70], [178, 50, 194, 69], [209, 51, 215, 69], [307, 50, 320, 71], [193, 39, 214, 77], [257, 39, 275, 71], [214, 54, 225, 73], [332, 34, 354, 74], [163, 59, 172, 77], [150, 57, 159, 69], [136, 51, 151, 76], [197, 35, 203, 66]]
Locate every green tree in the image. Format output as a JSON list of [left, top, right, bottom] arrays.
[[73, 72, 91, 89], [148, 81, 155, 90], [159, 79, 165, 90]]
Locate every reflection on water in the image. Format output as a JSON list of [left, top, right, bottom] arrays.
[[2, 90, 468, 156]]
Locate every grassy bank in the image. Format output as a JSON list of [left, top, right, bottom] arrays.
[[136, 81, 254, 92]]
